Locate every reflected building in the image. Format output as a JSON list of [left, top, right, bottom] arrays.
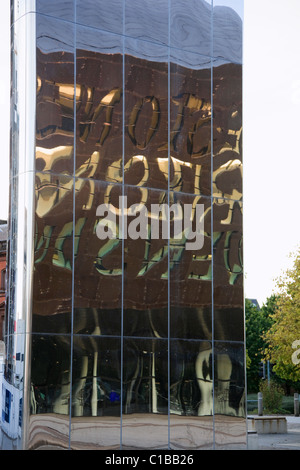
[[2, 0, 245, 450], [0, 222, 7, 340]]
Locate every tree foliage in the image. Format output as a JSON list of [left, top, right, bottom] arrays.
[[245, 297, 274, 392], [259, 379, 284, 414], [264, 249, 300, 383]]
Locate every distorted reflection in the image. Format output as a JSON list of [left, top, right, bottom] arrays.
[[72, 337, 121, 418], [213, 0, 243, 64], [30, 335, 72, 416], [6, 0, 246, 451], [122, 338, 169, 449], [123, 339, 168, 415], [170, 341, 213, 417], [213, 199, 243, 312], [214, 342, 245, 417], [170, 0, 212, 56]]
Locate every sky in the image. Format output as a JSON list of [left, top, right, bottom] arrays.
[[0, 0, 299, 307]]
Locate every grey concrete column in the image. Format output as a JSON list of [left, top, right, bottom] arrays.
[[258, 392, 263, 416]]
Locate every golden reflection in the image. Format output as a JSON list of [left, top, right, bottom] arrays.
[[25, 3, 246, 451], [36, 145, 73, 171], [213, 158, 242, 200], [58, 83, 81, 104], [128, 96, 160, 149], [218, 126, 242, 156], [79, 87, 122, 144], [35, 148, 99, 217]]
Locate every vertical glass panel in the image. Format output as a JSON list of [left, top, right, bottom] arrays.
[[125, 0, 169, 46], [170, 50, 211, 195], [123, 185, 168, 337], [213, 59, 242, 200], [76, 0, 124, 36], [10, 20, 20, 179], [170, 340, 213, 449], [10, 170, 35, 333], [36, 15, 75, 176], [122, 338, 168, 450], [170, 0, 212, 56], [76, 26, 123, 183], [1, 330, 26, 445], [71, 336, 121, 450], [214, 307, 244, 341], [5, 176, 18, 340], [213, 0, 243, 64], [214, 341, 246, 449], [125, 39, 168, 191], [11, 13, 36, 177], [28, 334, 72, 450], [36, 0, 75, 22], [32, 173, 74, 333], [73, 179, 122, 336], [170, 193, 212, 340], [213, 198, 243, 340]]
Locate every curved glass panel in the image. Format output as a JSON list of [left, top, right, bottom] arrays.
[[28, 334, 72, 450], [74, 179, 122, 336], [214, 341, 246, 449], [5, 0, 245, 450], [122, 338, 168, 450], [170, 340, 213, 449], [170, 0, 212, 56], [71, 336, 121, 450]]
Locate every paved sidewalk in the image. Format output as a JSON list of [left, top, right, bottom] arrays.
[[248, 416, 300, 450]]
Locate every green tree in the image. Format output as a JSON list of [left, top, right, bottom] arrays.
[[259, 379, 284, 414], [245, 297, 274, 392], [264, 249, 300, 383]]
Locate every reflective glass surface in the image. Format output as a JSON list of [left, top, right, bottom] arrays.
[[125, 0, 169, 46], [28, 334, 72, 450], [32, 173, 74, 333], [170, 340, 213, 449], [125, 39, 168, 191], [213, 0, 243, 64], [5, 176, 18, 338], [213, 198, 243, 313], [11, 14, 36, 177], [76, 0, 124, 36], [71, 336, 121, 449], [122, 338, 168, 449], [74, 179, 122, 336], [170, 51, 211, 195], [36, 15, 75, 176], [214, 341, 246, 449], [213, 59, 243, 200], [36, 0, 75, 22], [170, 0, 212, 56], [76, 26, 123, 183], [123, 185, 168, 337], [6, 0, 245, 451], [170, 193, 212, 340]]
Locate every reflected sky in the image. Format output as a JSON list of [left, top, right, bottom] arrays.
[[213, 0, 243, 19]]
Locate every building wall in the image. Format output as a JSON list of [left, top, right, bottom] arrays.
[[0, 253, 6, 340], [4, 0, 244, 450], [0, 224, 7, 340]]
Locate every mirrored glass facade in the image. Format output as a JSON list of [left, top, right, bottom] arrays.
[[2, 0, 245, 450]]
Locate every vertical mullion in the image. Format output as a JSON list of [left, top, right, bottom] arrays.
[[211, 0, 215, 450], [120, 0, 125, 450], [68, 0, 77, 450], [167, 0, 171, 451]]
